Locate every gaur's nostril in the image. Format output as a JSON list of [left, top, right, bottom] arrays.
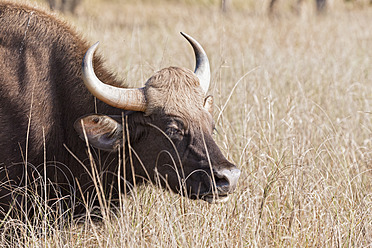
[[213, 167, 241, 193], [214, 176, 229, 191]]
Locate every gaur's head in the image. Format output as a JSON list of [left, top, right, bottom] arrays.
[[74, 33, 240, 203]]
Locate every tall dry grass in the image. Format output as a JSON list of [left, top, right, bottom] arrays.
[[2, 0, 372, 247]]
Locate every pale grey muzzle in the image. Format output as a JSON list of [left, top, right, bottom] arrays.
[[214, 167, 241, 194]]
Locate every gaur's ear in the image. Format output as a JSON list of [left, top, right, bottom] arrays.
[[203, 95, 214, 115], [74, 114, 123, 151]]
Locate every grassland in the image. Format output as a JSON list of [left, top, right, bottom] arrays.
[[2, 0, 372, 247]]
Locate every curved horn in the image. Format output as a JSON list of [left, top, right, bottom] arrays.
[[180, 32, 211, 95], [82, 42, 147, 112]]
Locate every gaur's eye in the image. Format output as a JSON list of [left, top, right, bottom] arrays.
[[166, 126, 184, 140], [166, 118, 185, 140], [167, 127, 183, 136]]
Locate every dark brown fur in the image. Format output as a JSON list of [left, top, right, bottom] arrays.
[[0, 2, 122, 217], [0, 2, 240, 219], [0, 2, 123, 163]]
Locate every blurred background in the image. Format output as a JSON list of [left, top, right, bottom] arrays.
[[5, 0, 372, 246], [40, 0, 372, 15]]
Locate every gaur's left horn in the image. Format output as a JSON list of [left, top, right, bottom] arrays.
[[181, 32, 211, 95], [82, 42, 147, 112]]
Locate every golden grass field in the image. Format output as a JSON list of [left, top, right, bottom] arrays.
[[1, 0, 372, 246]]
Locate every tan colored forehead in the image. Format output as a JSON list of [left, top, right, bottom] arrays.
[[144, 67, 204, 113], [143, 67, 213, 131], [145, 67, 201, 89]]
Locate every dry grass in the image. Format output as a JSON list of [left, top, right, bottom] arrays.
[[2, 0, 372, 247]]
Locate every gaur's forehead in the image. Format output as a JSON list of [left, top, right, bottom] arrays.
[[145, 67, 201, 89], [144, 67, 211, 130]]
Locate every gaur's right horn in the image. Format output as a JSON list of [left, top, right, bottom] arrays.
[[181, 32, 211, 95]]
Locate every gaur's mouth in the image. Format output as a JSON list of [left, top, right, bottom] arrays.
[[201, 194, 230, 204], [189, 191, 231, 203]]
